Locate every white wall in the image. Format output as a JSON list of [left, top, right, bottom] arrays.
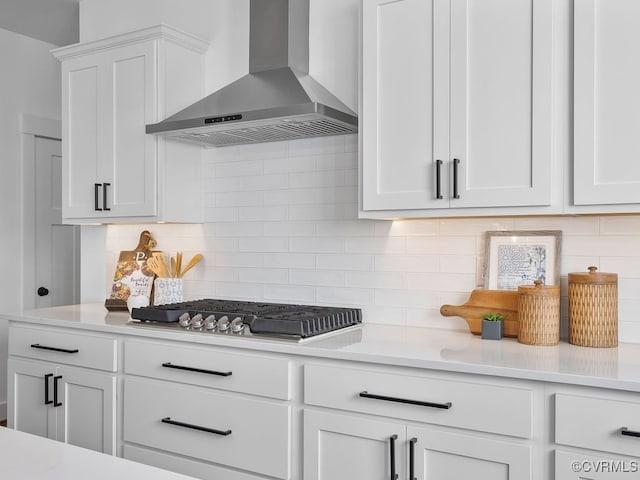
[[0, 27, 61, 418]]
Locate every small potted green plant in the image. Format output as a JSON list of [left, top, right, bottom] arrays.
[[481, 312, 505, 340]]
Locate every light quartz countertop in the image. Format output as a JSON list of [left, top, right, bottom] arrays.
[[4, 303, 640, 392], [0, 427, 196, 480]]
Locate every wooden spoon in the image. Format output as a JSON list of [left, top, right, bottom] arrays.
[[179, 254, 203, 278], [146, 256, 165, 277], [176, 252, 182, 279]]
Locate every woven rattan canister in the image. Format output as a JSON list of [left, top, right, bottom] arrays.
[[517, 280, 560, 345], [568, 266, 618, 347]]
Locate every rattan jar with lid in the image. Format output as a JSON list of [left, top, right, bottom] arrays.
[[517, 280, 560, 345], [568, 266, 618, 347]]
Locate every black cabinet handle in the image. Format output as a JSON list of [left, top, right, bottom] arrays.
[[94, 183, 102, 211], [31, 344, 79, 354], [162, 362, 232, 377], [44, 373, 53, 405], [389, 434, 398, 480], [161, 417, 231, 436], [453, 158, 461, 199], [359, 391, 452, 410], [409, 437, 417, 480], [621, 427, 640, 438], [435, 160, 443, 199], [53, 375, 62, 407], [103, 183, 111, 211]]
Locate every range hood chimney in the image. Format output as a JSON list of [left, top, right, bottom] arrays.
[[146, 0, 357, 147]]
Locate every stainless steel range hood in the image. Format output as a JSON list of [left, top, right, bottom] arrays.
[[146, 0, 357, 147]]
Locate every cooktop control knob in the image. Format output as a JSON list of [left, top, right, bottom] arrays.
[[217, 316, 230, 332], [178, 312, 192, 328], [231, 317, 245, 334], [204, 315, 217, 330], [191, 314, 204, 329]]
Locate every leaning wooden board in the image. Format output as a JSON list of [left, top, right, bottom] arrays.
[[440, 289, 519, 337], [104, 231, 159, 311]]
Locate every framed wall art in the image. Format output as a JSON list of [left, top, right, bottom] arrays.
[[483, 230, 562, 290]]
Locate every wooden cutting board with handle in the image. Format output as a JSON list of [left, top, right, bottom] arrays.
[[440, 289, 519, 337]]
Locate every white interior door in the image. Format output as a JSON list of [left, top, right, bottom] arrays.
[[35, 136, 80, 308]]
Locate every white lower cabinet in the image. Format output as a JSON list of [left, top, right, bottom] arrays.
[[7, 324, 117, 455], [304, 410, 531, 480], [303, 363, 536, 480], [553, 389, 640, 479], [7, 357, 116, 455], [122, 339, 293, 479]]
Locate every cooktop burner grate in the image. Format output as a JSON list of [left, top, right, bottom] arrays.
[[130, 299, 362, 338]]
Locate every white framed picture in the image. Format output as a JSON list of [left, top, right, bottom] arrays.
[[483, 230, 562, 290]]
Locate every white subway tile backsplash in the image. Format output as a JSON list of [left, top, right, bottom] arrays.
[[239, 237, 289, 253], [264, 253, 316, 269], [316, 254, 374, 271], [375, 255, 438, 273], [346, 271, 404, 289], [345, 237, 406, 255], [238, 268, 289, 285], [289, 269, 345, 287], [214, 159, 264, 178], [104, 137, 640, 343], [289, 237, 344, 253], [239, 205, 289, 221]]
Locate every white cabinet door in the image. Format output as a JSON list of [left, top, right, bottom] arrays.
[[304, 409, 406, 480], [56, 365, 117, 455], [61, 42, 157, 220], [7, 358, 56, 440], [361, 0, 554, 215], [410, 425, 532, 480], [7, 358, 116, 455], [449, 0, 553, 208], [361, 0, 449, 211], [574, 0, 640, 205]]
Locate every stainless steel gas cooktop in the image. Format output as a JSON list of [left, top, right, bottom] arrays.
[[128, 299, 362, 342]]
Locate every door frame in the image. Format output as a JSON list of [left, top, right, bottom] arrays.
[[19, 114, 80, 310]]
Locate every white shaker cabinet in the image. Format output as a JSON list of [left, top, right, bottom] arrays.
[[360, 0, 555, 218], [7, 325, 118, 455], [52, 25, 208, 223], [303, 363, 536, 480], [573, 0, 640, 209]]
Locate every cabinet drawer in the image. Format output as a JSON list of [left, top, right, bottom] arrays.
[[304, 363, 533, 439], [9, 325, 117, 372], [124, 377, 291, 479], [556, 394, 640, 457], [124, 339, 290, 400]]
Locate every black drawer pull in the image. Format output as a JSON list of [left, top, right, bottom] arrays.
[[359, 391, 452, 410], [31, 344, 79, 354], [162, 362, 232, 377], [161, 417, 231, 436], [435, 159, 443, 199], [103, 183, 111, 211], [44, 373, 53, 405], [94, 183, 102, 211], [453, 158, 461, 199], [621, 427, 640, 438], [409, 437, 417, 480], [389, 434, 398, 480], [53, 375, 62, 407]]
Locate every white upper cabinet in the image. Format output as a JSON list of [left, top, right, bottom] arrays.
[[573, 0, 640, 208], [360, 0, 556, 218], [53, 26, 209, 223]]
